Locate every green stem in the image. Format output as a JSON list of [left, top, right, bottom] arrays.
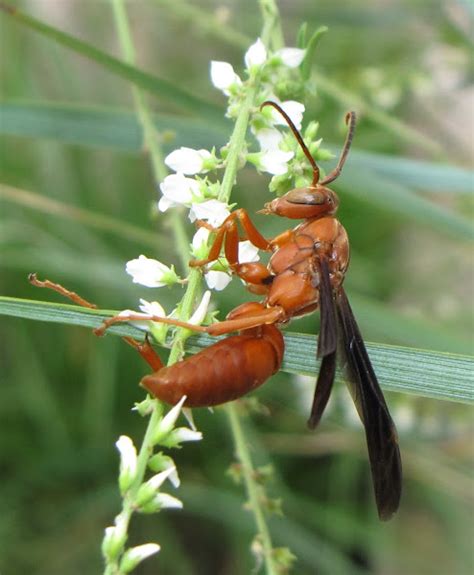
[[105, 2, 205, 573], [219, 3, 282, 573], [226, 405, 278, 575]]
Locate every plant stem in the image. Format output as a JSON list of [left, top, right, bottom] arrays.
[[226, 404, 278, 575], [106, 2, 205, 572], [218, 3, 282, 573]]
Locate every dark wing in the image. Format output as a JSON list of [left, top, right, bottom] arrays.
[[336, 287, 402, 520], [316, 258, 337, 358], [308, 258, 337, 429]]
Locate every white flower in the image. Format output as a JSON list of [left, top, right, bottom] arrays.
[[191, 227, 210, 258], [126, 255, 179, 288], [146, 466, 177, 491], [205, 270, 232, 291], [260, 149, 294, 175], [276, 47, 306, 68], [238, 240, 260, 263], [158, 173, 201, 211], [119, 543, 161, 572], [138, 299, 170, 343], [153, 492, 183, 510], [158, 395, 187, 437], [169, 427, 203, 443], [210, 61, 242, 94], [138, 299, 166, 316], [165, 147, 212, 175], [245, 38, 267, 69], [188, 290, 211, 325], [270, 100, 305, 130], [116, 436, 138, 493], [189, 199, 230, 227], [254, 127, 284, 152]]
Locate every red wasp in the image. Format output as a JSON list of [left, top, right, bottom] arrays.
[[30, 101, 401, 519]]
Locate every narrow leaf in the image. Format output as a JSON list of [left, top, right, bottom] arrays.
[[0, 3, 223, 124], [1, 296, 472, 405]]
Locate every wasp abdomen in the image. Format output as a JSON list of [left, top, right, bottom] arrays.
[[141, 325, 284, 407]]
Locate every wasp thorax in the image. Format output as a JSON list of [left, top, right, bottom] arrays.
[[261, 186, 339, 219]]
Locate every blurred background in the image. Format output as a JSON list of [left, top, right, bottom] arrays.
[[1, 0, 473, 573]]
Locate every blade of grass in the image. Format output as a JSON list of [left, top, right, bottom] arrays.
[[2, 101, 472, 196], [1, 296, 472, 404], [338, 167, 473, 241], [0, 184, 161, 247], [350, 149, 474, 194], [0, 102, 229, 152], [2, 100, 472, 200], [0, 2, 224, 124]]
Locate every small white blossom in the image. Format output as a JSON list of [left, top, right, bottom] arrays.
[[169, 427, 203, 443], [238, 240, 260, 263], [276, 47, 306, 68], [210, 61, 242, 94], [189, 199, 230, 227], [157, 395, 187, 437], [119, 543, 161, 573], [165, 147, 212, 175], [191, 227, 210, 258], [126, 255, 179, 288], [146, 466, 177, 492], [205, 270, 232, 291], [270, 100, 305, 130], [158, 173, 201, 212], [153, 492, 183, 510], [116, 436, 138, 493], [188, 290, 211, 325], [245, 38, 267, 69], [259, 149, 294, 175], [139, 299, 166, 316], [254, 127, 284, 152]]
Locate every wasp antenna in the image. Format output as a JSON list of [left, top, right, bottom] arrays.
[[320, 111, 357, 186], [260, 100, 320, 186]]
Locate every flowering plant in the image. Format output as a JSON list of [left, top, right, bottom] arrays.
[[101, 5, 332, 574]]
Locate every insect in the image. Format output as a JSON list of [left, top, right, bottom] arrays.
[[30, 101, 401, 520]]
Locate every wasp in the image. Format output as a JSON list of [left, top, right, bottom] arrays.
[[30, 101, 402, 519]]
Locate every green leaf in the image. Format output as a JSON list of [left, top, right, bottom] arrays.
[[350, 149, 474, 194], [0, 101, 228, 152], [1, 296, 472, 404], [0, 3, 223, 124], [301, 25, 329, 80], [338, 167, 474, 241], [3, 101, 472, 195]]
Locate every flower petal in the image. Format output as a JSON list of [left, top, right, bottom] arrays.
[[238, 240, 260, 263], [210, 61, 241, 92], [159, 173, 200, 210], [205, 270, 232, 291], [126, 256, 168, 288], [277, 47, 306, 68], [254, 127, 284, 152], [188, 290, 211, 325], [260, 149, 294, 175], [270, 100, 305, 130], [189, 200, 230, 227], [165, 147, 211, 175], [245, 38, 267, 68]]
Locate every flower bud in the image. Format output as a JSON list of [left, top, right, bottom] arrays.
[[119, 543, 161, 573]]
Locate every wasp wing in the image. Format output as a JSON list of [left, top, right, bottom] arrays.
[[336, 287, 402, 520], [308, 258, 338, 429]]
